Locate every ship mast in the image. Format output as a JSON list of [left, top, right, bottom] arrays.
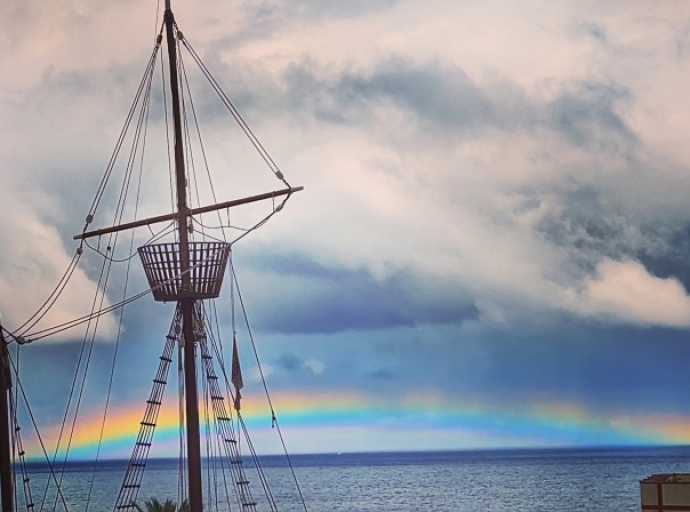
[[162, 2, 203, 511], [0, 327, 12, 512], [72, 3, 302, 510]]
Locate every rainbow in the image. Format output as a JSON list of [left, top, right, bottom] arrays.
[[20, 390, 690, 460]]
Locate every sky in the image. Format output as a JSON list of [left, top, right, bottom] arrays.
[[2, 0, 690, 460]]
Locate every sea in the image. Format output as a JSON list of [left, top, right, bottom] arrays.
[[21, 445, 690, 511]]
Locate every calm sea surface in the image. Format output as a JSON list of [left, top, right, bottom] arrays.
[[21, 446, 690, 511]]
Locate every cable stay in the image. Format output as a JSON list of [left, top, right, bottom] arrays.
[[0, 331, 72, 512]]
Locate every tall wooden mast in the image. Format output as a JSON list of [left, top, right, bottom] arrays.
[[0, 326, 12, 512], [71, 3, 302, 510], [163, 2, 203, 511]]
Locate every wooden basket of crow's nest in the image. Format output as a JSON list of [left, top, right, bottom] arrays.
[[138, 242, 231, 302]]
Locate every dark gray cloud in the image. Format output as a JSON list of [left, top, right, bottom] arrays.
[[251, 314, 690, 416], [636, 224, 690, 291], [547, 83, 635, 151], [313, 59, 494, 129], [162, 50, 637, 155], [537, 181, 690, 292], [265, 58, 495, 129], [263, 57, 637, 155], [278, 351, 304, 371], [538, 187, 636, 274], [241, 252, 479, 334]]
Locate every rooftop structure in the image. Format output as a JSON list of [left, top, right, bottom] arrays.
[[641, 473, 690, 511]]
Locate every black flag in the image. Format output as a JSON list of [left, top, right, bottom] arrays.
[[231, 335, 243, 410]]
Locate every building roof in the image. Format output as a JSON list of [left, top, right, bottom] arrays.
[[641, 474, 690, 484]]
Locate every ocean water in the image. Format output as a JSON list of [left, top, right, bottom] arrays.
[[21, 446, 690, 511]]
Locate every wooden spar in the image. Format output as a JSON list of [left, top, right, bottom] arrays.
[[0, 326, 12, 512], [162, 5, 205, 512], [72, 186, 303, 241]]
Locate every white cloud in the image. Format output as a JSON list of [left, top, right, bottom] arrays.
[[304, 358, 325, 375], [3, 0, 690, 341], [249, 363, 275, 383], [0, 188, 117, 341], [572, 259, 690, 327]]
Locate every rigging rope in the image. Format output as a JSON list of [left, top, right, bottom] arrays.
[[177, 340, 187, 508], [202, 317, 279, 512], [21, 288, 151, 342], [230, 262, 310, 512], [11, 346, 35, 512], [178, 49, 207, 246], [39, 40, 162, 510], [159, 29, 176, 223], [86, 59, 155, 509], [205, 302, 235, 512], [13, 19, 297, 345], [40, 239, 113, 512], [83, 222, 176, 262], [6, 37, 170, 336], [84, 36, 163, 229], [16, 249, 82, 337], [5, 13, 306, 512], [181, 37, 291, 189], [22, 242, 223, 342], [178, 48, 227, 241], [25, 37, 163, 348], [7, 353, 70, 511]]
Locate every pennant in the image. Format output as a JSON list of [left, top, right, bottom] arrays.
[[231, 334, 243, 410]]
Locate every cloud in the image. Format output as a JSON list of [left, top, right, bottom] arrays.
[[573, 259, 690, 327], [546, 83, 635, 151], [304, 358, 325, 375], [0, 187, 117, 341], [245, 0, 399, 23], [0, 0, 661, 342], [5, 0, 690, 453], [249, 364, 275, 383], [241, 253, 479, 334], [8, 1, 674, 344], [274, 352, 325, 377], [279, 352, 303, 370], [265, 57, 636, 154], [319, 59, 494, 130]]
